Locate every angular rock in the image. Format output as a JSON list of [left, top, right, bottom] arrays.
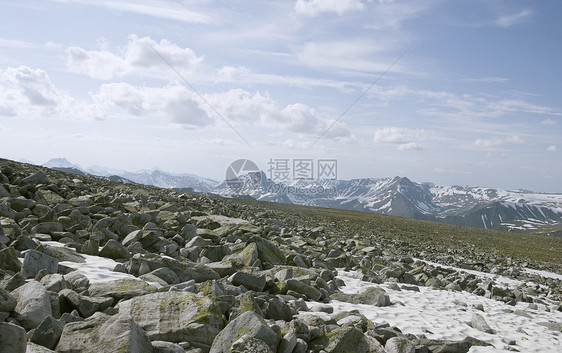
[[22, 171, 49, 185], [0, 247, 21, 272], [118, 291, 224, 346], [11, 280, 52, 329], [0, 288, 17, 312], [231, 335, 274, 353], [88, 278, 157, 301], [0, 322, 27, 353], [99, 239, 131, 260], [30, 315, 64, 350], [151, 341, 186, 353], [252, 237, 286, 265], [21, 249, 59, 278], [210, 311, 279, 353], [40, 273, 69, 293], [385, 336, 415, 353], [471, 313, 494, 334], [56, 312, 154, 353], [229, 271, 266, 292], [417, 339, 471, 353], [286, 279, 322, 301]]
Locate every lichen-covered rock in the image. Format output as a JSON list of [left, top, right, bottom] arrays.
[[0, 288, 17, 312], [210, 310, 279, 353], [0, 322, 27, 353], [251, 237, 286, 265], [118, 291, 224, 346], [0, 247, 21, 272], [88, 278, 157, 301], [229, 271, 266, 292], [30, 315, 64, 350], [11, 280, 52, 329], [385, 336, 415, 353], [21, 249, 59, 278], [99, 239, 131, 260], [56, 312, 154, 353]]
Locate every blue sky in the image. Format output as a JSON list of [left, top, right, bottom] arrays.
[[1, 0, 561, 192]]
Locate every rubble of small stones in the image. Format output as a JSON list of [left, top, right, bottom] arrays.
[[0, 158, 561, 353]]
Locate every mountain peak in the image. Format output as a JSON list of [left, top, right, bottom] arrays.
[[43, 157, 78, 169]]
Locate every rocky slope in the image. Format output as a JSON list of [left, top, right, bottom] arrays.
[[1, 158, 561, 353]]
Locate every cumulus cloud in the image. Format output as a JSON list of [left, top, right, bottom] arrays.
[[66, 35, 203, 80], [547, 145, 557, 152], [90, 82, 213, 128], [373, 127, 426, 150], [473, 135, 524, 149], [0, 66, 66, 117], [204, 89, 352, 139], [295, 0, 365, 16]]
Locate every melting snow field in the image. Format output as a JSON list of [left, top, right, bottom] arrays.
[[327, 270, 562, 353]]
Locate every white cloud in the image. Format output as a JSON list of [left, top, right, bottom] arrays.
[[90, 82, 213, 128], [463, 77, 509, 83], [47, 0, 211, 23], [541, 118, 557, 125], [547, 145, 557, 152], [495, 8, 533, 28], [373, 127, 426, 150], [473, 135, 524, 149], [295, 40, 400, 75], [205, 89, 352, 139], [295, 0, 365, 16], [66, 35, 203, 80], [0, 37, 35, 49]]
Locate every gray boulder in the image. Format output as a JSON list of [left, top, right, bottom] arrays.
[[417, 339, 471, 353], [385, 336, 415, 353], [30, 315, 64, 350], [286, 279, 322, 301], [231, 335, 274, 353], [210, 311, 279, 353], [56, 312, 154, 353], [21, 249, 59, 278], [471, 313, 494, 334], [88, 278, 157, 301], [0, 322, 27, 353], [229, 271, 266, 292], [151, 341, 186, 353], [252, 237, 286, 265], [0, 247, 21, 272], [11, 280, 52, 329], [22, 171, 49, 185], [99, 239, 131, 259], [0, 288, 17, 312], [118, 291, 224, 346]]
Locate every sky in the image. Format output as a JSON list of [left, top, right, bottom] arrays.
[[1, 0, 561, 192]]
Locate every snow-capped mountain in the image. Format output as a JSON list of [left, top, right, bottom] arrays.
[[119, 169, 219, 193], [41, 159, 219, 193], [214, 175, 562, 235]]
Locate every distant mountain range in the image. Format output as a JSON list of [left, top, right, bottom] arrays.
[[40, 158, 562, 236]]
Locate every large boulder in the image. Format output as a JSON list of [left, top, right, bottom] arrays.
[[56, 312, 154, 353], [118, 291, 224, 346], [0, 247, 21, 272], [210, 310, 279, 353], [88, 278, 157, 301], [21, 249, 59, 278], [311, 326, 384, 353], [0, 322, 27, 353], [252, 237, 286, 265], [11, 280, 52, 329], [30, 315, 64, 350]]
